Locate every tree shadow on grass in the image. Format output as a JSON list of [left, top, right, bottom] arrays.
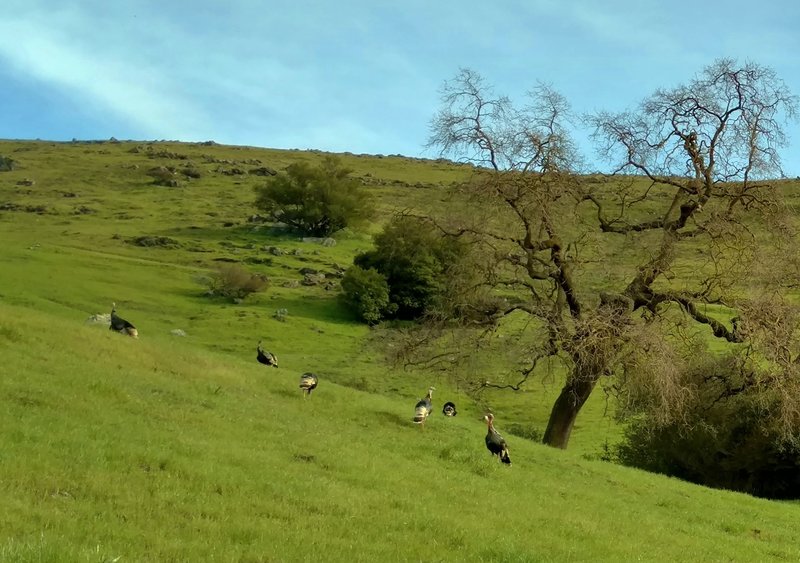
[[271, 387, 300, 400], [371, 409, 412, 428]]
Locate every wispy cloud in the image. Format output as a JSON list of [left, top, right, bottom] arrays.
[[0, 0, 797, 172], [0, 9, 215, 139]]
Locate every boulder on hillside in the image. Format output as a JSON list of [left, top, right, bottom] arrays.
[[249, 166, 277, 176], [146, 166, 180, 187]]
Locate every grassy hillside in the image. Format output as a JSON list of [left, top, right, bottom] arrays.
[[2, 139, 799, 561]]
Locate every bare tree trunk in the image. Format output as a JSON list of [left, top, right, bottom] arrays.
[[543, 371, 599, 449]]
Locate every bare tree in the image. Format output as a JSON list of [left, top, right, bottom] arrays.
[[398, 60, 798, 449]]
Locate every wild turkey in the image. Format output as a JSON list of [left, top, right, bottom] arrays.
[[299, 373, 318, 397], [442, 401, 457, 417], [412, 387, 435, 427], [110, 302, 138, 338], [256, 340, 278, 367], [484, 413, 511, 465]]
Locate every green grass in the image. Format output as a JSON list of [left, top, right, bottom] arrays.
[[2, 139, 800, 561], [3, 304, 800, 562]]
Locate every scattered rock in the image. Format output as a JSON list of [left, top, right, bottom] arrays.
[[218, 167, 246, 176], [16, 178, 35, 186], [268, 246, 283, 256], [244, 256, 272, 265], [147, 166, 180, 186], [127, 235, 181, 248], [282, 280, 300, 288], [301, 236, 336, 246], [146, 149, 189, 160], [170, 329, 187, 337], [0, 202, 50, 214], [249, 166, 277, 176], [299, 267, 318, 275], [181, 166, 203, 179], [86, 313, 111, 326], [274, 308, 289, 321], [302, 273, 327, 286]]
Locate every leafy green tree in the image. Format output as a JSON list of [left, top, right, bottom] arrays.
[[349, 215, 468, 321], [397, 60, 799, 451], [254, 156, 373, 236]]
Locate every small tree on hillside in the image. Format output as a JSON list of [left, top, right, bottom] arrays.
[[387, 61, 799, 450], [204, 264, 269, 301], [254, 156, 373, 236], [342, 215, 471, 322]]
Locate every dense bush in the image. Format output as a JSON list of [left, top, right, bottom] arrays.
[[0, 155, 16, 171], [615, 353, 800, 499], [340, 266, 395, 324], [253, 156, 373, 236], [204, 264, 269, 301], [342, 215, 468, 322]]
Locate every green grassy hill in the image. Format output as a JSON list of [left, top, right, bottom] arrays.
[[1, 140, 799, 561]]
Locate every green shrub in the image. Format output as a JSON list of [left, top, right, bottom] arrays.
[[181, 165, 203, 179], [204, 264, 269, 301], [351, 215, 467, 321], [253, 156, 373, 236], [616, 353, 800, 499], [0, 155, 16, 171], [340, 266, 396, 324]]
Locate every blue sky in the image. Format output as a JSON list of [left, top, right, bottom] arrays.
[[1, 0, 798, 175]]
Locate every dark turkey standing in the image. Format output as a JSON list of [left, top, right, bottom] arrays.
[[299, 372, 318, 397], [110, 302, 138, 338], [412, 387, 435, 427], [484, 413, 511, 465], [442, 401, 457, 417], [256, 340, 278, 367]]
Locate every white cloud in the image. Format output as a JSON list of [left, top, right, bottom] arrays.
[[0, 9, 212, 140]]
